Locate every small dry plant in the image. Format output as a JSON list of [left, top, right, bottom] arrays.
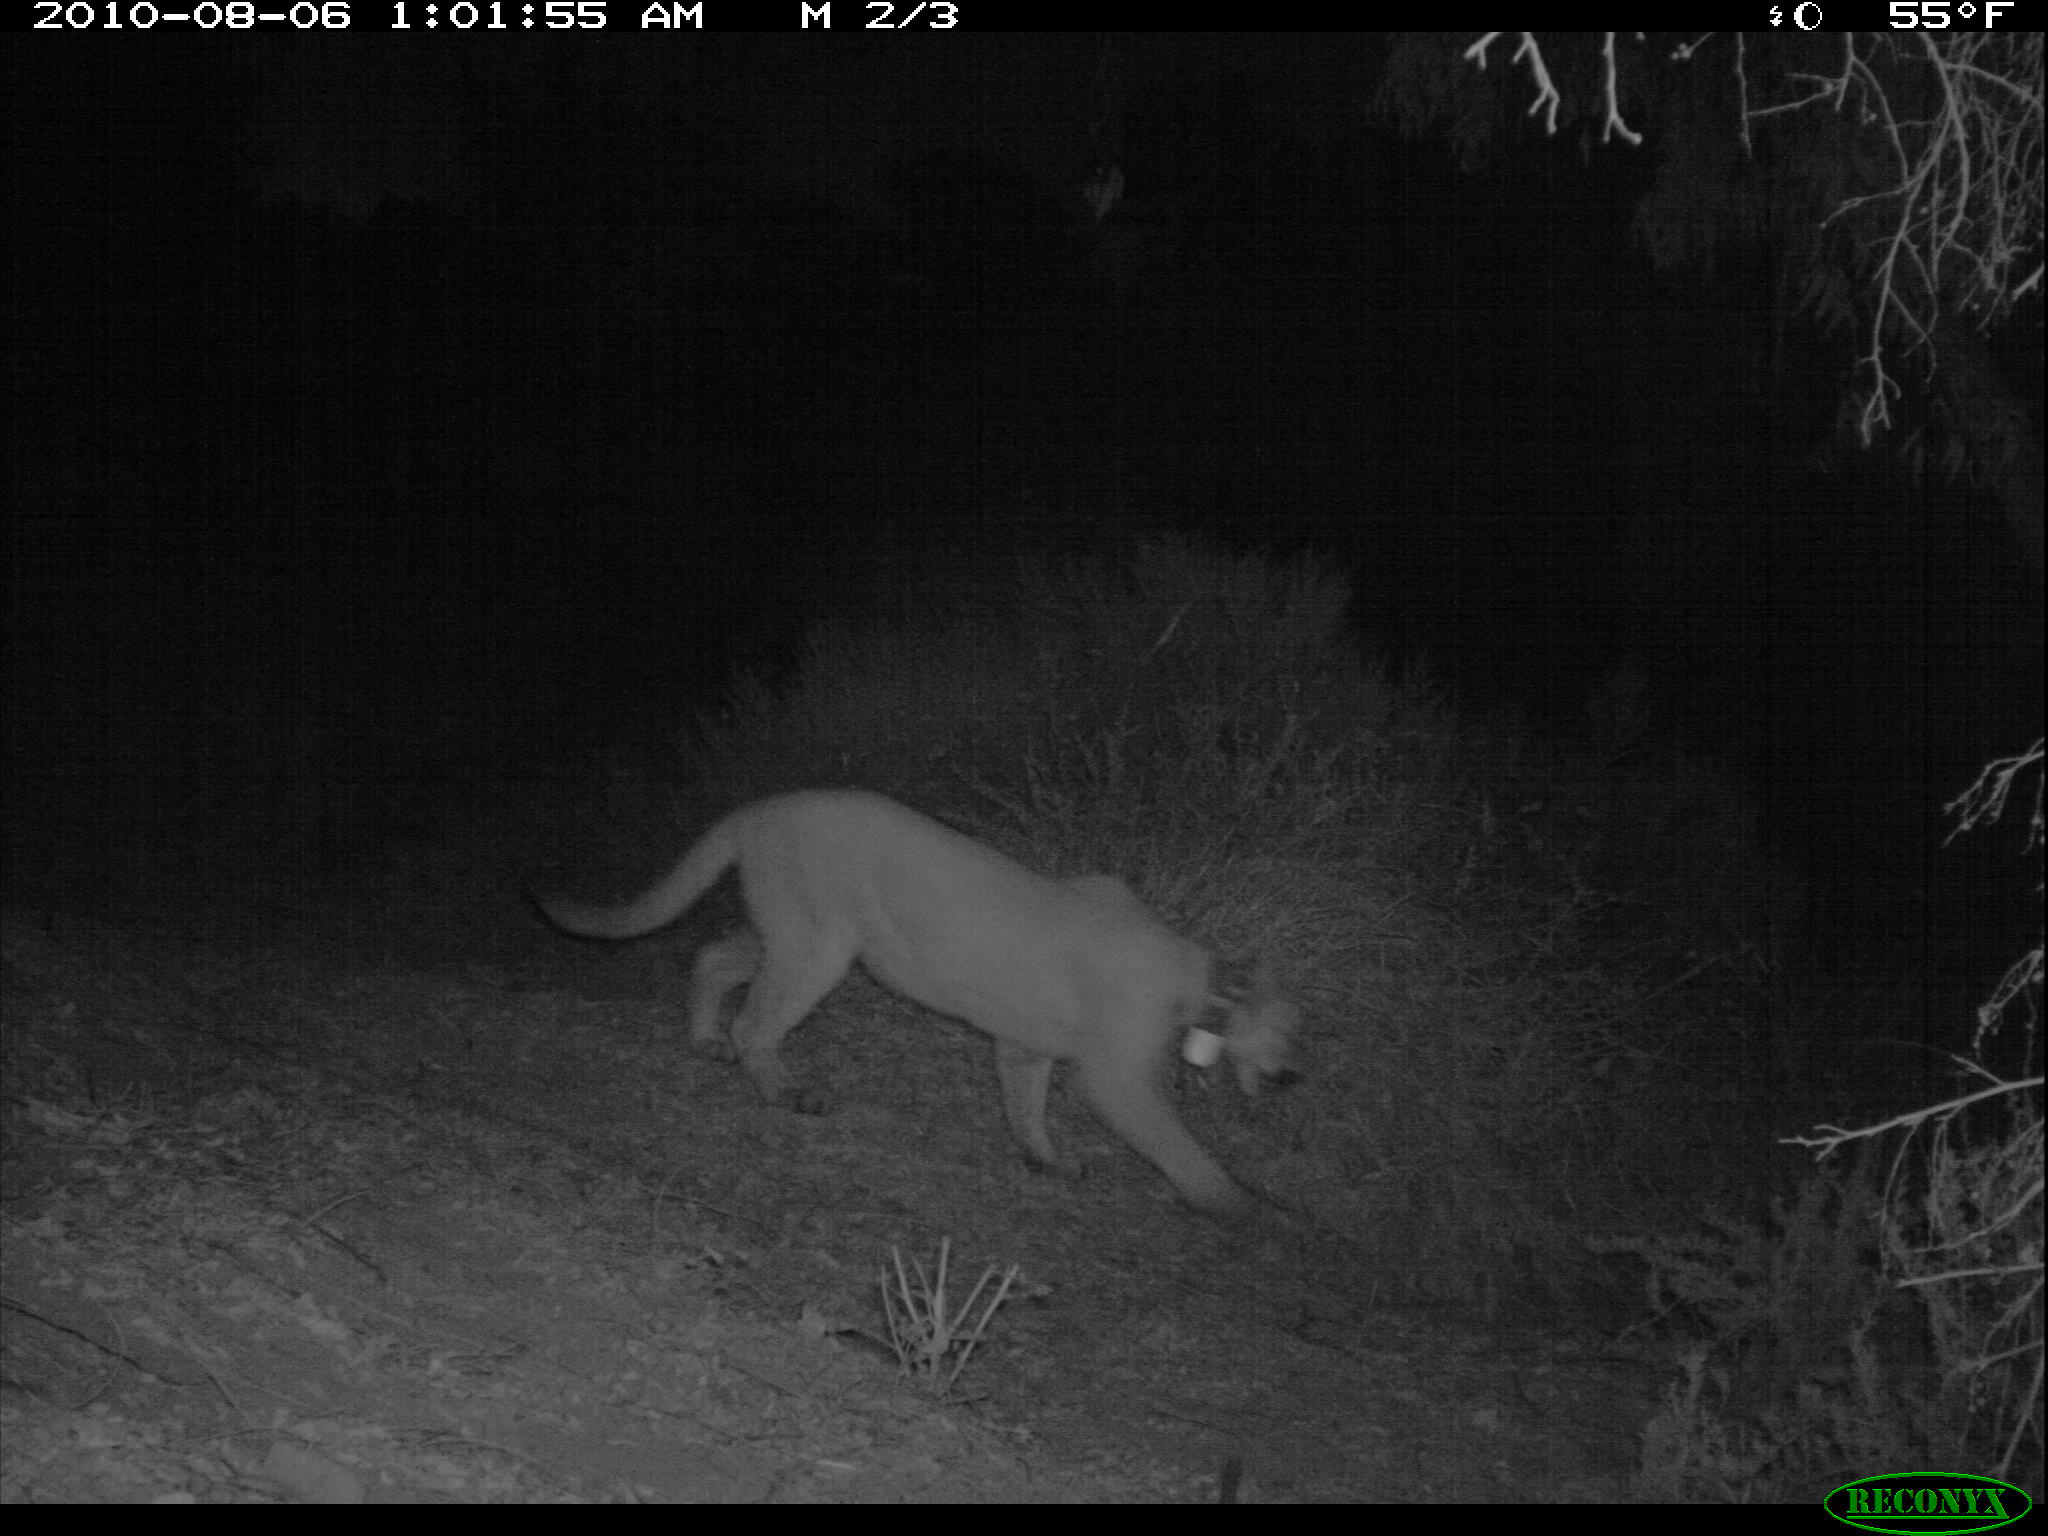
[[880, 1238, 1019, 1396]]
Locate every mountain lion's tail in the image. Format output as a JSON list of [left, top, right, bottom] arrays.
[[535, 813, 744, 940]]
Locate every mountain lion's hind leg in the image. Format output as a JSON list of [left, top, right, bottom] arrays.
[[725, 940, 854, 1116], [686, 929, 762, 1061]]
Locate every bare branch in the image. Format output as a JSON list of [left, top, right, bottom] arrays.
[[1465, 33, 1563, 137], [1470, 32, 2044, 447]]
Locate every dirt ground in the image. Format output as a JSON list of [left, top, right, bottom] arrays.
[[1, 827, 1660, 1503]]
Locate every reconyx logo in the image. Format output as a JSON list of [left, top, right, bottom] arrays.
[[1826, 1472, 2031, 1534]]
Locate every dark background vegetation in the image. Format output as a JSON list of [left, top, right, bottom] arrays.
[[6, 36, 2036, 984]]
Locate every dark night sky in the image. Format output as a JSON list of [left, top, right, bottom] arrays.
[[3, 33, 2041, 980]]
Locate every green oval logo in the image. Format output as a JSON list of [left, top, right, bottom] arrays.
[[1826, 1473, 2032, 1534]]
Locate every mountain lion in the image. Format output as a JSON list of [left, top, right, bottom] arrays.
[[537, 789, 1299, 1218]]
